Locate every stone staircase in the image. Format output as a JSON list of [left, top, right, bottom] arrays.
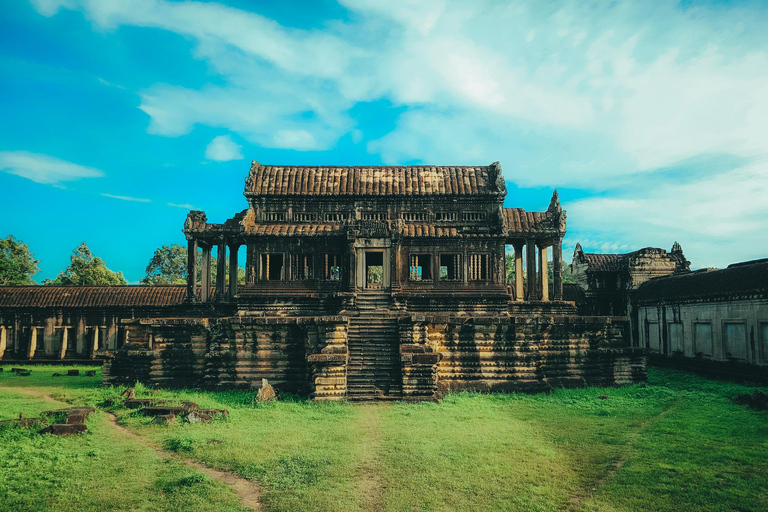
[[347, 292, 402, 401]]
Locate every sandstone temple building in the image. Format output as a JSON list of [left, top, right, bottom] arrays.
[[0, 162, 645, 400]]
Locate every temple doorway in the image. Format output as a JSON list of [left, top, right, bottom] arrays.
[[365, 251, 384, 289]]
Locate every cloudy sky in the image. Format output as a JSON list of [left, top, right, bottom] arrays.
[[1, 0, 767, 283]]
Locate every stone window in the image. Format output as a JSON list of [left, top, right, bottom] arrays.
[[645, 320, 660, 352], [324, 254, 342, 281], [435, 212, 458, 222], [263, 211, 287, 222], [260, 253, 284, 281], [462, 211, 486, 222], [468, 253, 489, 280], [294, 212, 316, 222], [439, 254, 462, 280], [361, 211, 387, 221], [668, 322, 683, 353], [694, 322, 713, 356], [723, 321, 747, 360], [401, 212, 430, 222], [760, 322, 768, 364], [410, 254, 432, 281], [290, 254, 314, 280], [324, 213, 346, 223]]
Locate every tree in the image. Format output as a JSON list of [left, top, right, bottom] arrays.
[[45, 242, 127, 285], [141, 244, 187, 285], [141, 244, 245, 285], [0, 235, 40, 285], [505, 252, 574, 284]]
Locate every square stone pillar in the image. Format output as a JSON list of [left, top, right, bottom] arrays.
[[28, 327, 38, 360], [216, 242, 227, 300], [92, 326, 99, 356], [0, 325, 6, 359], [229, 244, 239, 299], [514, 243, 524, 302], [186, 239, 198, 300], [526, 240, 538, 301], [59, 327, 68, 360], [201, 244, 212, 302], [539, 244, 549, 302], [552, 238, 563, 301]]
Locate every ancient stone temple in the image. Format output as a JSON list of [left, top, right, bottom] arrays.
[[97, 161, 644, 400]]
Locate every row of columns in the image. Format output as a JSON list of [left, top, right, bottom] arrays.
[[512, 238, 563, 302], [0, 325, 106, 360], [187, 239, 240, 302]]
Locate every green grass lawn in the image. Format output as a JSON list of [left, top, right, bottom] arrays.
[[1, 365, 766, 512]]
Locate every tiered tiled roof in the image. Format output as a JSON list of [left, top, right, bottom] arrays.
[[245, 163, 503, 196], [634, 259, 768, 302], [502, 208, 550, 233], [0, 286, 187, 308]]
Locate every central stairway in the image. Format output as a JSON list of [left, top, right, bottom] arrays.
[[346, 292, 402, 401]]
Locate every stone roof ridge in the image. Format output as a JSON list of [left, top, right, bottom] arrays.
[[634, 258, 768, 302], [244, 162, 504, 197], [727, 257, 768, 269]]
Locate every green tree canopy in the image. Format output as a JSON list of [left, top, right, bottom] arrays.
[[505, 252, 574, 284], [45, 242, 127, 285], [141, 244, 187, 285], [141, 244, 245, 285], [0, 235, 40, 285]]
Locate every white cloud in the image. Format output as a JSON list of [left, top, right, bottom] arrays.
[[167, 202, 198, 210], [101, 193, 151, 202], [0, 151, 104, 184], [30, 0, 768, 268], [204, 135, 243, 162]]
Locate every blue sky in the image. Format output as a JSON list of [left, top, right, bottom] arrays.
[[1, 0, 767, 283]]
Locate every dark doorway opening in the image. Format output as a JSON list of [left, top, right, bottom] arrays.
[[365, 252, 384, 289]]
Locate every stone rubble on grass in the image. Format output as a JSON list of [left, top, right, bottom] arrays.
[[151, 414, 176, 425], [67, 369, 80, 376], [38, 407, 95, 436], [256, 378, 276, 402], [186, 410, 213, 424], [85, 370, 97, 377]]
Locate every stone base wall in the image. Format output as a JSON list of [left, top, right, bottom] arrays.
[[401, 315, 645, 395], [102, 316, 348, 396]]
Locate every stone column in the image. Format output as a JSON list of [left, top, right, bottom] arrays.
[[539, 243, 549, 302], [0, 325, 6, 359], [76, 317, 85, 355], [59, 327, 68, 360], [28, 327, 37, 360], [92, 326, 99, 355], [552, 238, 563, 301], [186, 239, 198, 300], [201, 244, 211, 302], [229, 243, 239, 299], [526, 240, 538, 301], [514, 243, 524, 302], [216, 241, 227, 300]]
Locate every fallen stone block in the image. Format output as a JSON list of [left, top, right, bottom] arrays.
[[121, 388, 136, 399], [124, 398, 154, 409], [0, 417, 46, 428], [186, 411, 213, 424], [52, 373, 63, 377], [734, 390, 768, 411], [142, 406, 188, 417], [151, 414, 176, 425], [11, 368, 26, 373], [39, 423, 87, 436], [0, 367, 3, 372], [18, 371, 31, 377], [84, 370, 97, 377], [67, 370, 80, 377], [198, 408, 229, 418]]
